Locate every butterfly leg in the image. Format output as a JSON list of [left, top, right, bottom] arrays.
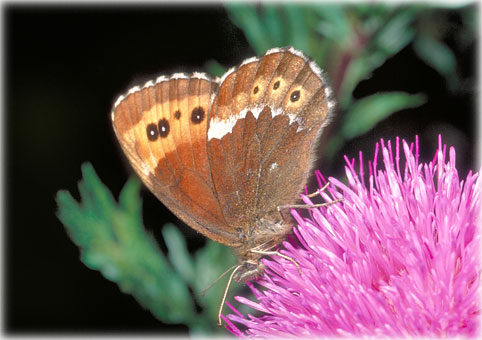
[[279, 198, 344, 210], [250, 249, 301, 275], [305, 181, 331, 198], [277, 181, 343, 210]]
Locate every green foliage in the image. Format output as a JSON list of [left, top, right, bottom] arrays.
[[413, 34, 458, 88], [225, 3, 474, 161], [56, 163, 239, 335], [342, 92, 426, 140], [330, 92, 426, 157]]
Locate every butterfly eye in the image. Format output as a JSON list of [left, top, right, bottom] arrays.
[[191, 107, 205, 124], [158, 118, 170, 137], [146, 123, 159, 141], [290, 90, 301, 102]]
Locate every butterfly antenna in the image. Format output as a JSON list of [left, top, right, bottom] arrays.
[[201, 263, 239, 297], [217, 264, 242, 327]]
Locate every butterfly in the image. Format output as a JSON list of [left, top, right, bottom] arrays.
[[111, 46, 335, 325]]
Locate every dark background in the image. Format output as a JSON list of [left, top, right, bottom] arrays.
[[5, 4, 476, 335]]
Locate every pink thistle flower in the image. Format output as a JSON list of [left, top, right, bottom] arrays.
[[224, 136, 481, 338]]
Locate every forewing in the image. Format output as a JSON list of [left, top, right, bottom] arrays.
[[112, 73, 240, 247]]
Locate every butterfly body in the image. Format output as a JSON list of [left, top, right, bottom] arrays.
[[112, 47, 334, 282]]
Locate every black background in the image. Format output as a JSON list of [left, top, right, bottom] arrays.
[[5, 4, 476, 335]]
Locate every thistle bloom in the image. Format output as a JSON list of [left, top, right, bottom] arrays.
[[224, 136, 481, 338]]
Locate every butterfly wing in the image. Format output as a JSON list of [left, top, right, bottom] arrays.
[[112, 73, 241, 247], [206, 47, 334, 228]]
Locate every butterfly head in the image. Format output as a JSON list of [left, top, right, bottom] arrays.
[[234, 258, 266, 282]]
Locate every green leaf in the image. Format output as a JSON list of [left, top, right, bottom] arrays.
[[204, 59, 226, 78], [413, 34, 458, 83], [285, 5, 310, 52], [314, 4, 351, 42], [193, 240, 238, 319], [56, 163, 241, 334], [119, 176, 142, 216], [371, 9, 416, 56], [226, 4, 272, 53], [56, 163, 197, 326], [338, 9, 417, 108], [162, 223, 196, 286], [341, 92, 426, 139], [264, 5, 285, 47], [80, 163, 117, 216]]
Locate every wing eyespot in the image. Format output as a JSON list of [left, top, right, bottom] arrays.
[[158, 118, 170, 138], [290, 90, 301, 102], [146, 123, 159, 141], [191, 107, 205, 124]]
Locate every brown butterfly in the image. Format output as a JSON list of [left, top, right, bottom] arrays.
[[111, 46, 335, 324]]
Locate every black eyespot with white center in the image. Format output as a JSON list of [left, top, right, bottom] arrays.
[[273, 81, 280, 90], [158, 118, 170, 138], [290, 90, 301, 102], [191, 107, 205, 124], [174, 110, 181, 120], [253, 86, 259, 94], [146, 123, 159, 141]]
